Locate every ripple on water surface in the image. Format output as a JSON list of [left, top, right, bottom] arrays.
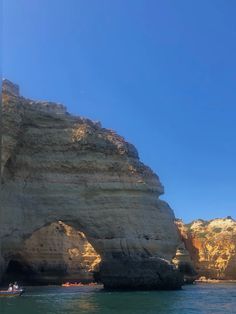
[[0, 283, 236, 314]]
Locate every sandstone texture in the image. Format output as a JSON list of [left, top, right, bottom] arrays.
[[0, 79, 182, 289], [2, 221, 101, 284], [176, 217, 236, 280]]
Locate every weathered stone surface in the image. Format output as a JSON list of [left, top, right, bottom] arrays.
[[176, 218, 236, 280], [97, 258, 182, 290], [1, 221, 101, 284], [0, 80, 182, 289], [172, 243, 197, 284]]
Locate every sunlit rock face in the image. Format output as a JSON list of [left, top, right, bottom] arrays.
[[0, 80, 182, 289], [176, 218, 236, 280]]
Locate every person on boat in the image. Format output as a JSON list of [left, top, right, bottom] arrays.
[[13, 282, 19, 291], [8, 283, 13, 292]]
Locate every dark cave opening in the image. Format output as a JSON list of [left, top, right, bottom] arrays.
[[2, 259, 36, 285], [178, 262, 197, 276]]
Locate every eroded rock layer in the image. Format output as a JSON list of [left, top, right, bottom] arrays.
[[0, 79, 182, 289], [176, 218, 236, 280]]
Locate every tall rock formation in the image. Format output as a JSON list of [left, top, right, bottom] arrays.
[[0, 79, 182, 289], [176, 217, 236, 280]]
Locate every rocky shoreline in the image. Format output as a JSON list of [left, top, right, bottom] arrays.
[[196, 277, 236, 284]]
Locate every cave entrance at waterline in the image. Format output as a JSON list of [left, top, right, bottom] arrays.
[[2, 259, 36, 285], [3, 221, 102, 285]]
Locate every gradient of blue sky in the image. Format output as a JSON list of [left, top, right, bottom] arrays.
[[2, 0, 236, 222]]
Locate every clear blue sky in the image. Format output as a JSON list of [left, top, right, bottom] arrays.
[[2, 0, 236, 222]]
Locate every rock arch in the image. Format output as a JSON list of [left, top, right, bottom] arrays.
[[2, 221, 101, 285]]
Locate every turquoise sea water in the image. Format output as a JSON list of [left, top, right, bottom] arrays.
[[0, 283, 236, 314]]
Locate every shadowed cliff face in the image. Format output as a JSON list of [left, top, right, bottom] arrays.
[[0, 80, 182, 289], [172, 243, 197, 284], [176, 218, 236, 280]]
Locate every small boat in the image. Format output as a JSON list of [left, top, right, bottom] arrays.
[[62, 282, 98, 287], [0, 289, 25, 297], [62, 282, 84, 287]]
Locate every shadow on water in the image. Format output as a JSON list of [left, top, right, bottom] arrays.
[[0, 284, 236, 314]]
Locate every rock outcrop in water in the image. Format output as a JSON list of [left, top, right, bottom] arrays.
[[176, 217, 236, 280], [0, 79, 182, 289]]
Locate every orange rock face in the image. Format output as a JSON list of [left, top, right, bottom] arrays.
[[176, 218, 236, 280]]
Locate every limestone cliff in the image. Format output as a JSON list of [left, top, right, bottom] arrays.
[[176, 217, 236, 280], [0, 79, 182, 289]]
